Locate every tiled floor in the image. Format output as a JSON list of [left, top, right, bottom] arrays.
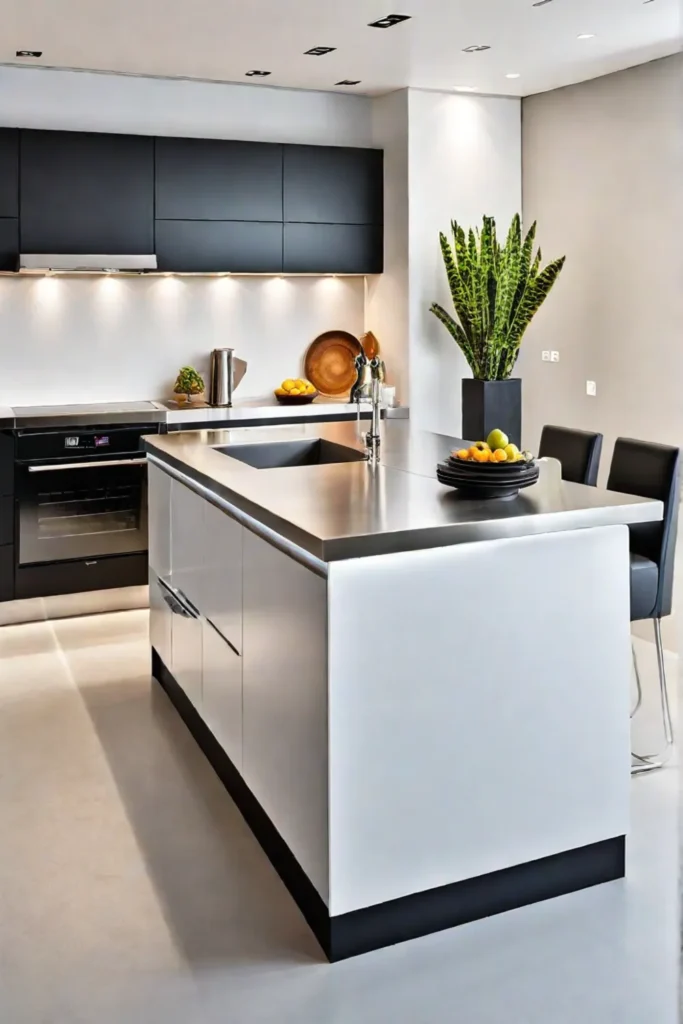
[[0, 609, 678, 1024]]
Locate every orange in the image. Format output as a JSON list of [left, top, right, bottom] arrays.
[[492, 449, 508, 463], [472, 448, 491, 463], [455, 449, 470, 461]]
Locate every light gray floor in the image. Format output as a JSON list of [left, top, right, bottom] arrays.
[[0, 610, 678, 1024]]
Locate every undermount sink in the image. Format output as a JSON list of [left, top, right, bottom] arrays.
[[217, 438, 368, 470]]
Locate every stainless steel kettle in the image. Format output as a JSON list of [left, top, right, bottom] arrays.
[[209, 348, 248, 407]]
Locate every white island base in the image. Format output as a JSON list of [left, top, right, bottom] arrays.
[[149, 464, 631, 961]]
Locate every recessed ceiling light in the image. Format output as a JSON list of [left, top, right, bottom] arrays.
[[577, 33, 596, 39], [368, 14, 412, 29], [245, 70, 271, 77], [506, 73, 521, 79], [16, 50, 42, 58], [336, 80, 362, 86], [462, 44, 491, 53], [454, 86, 478, 92], [304, 46, 337, 56]]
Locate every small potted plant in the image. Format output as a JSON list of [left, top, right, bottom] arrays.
[[173, 366, 205, 404], [430, 214, 565, 446]]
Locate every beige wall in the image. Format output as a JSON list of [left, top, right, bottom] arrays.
[[520, 54, 683, 475]]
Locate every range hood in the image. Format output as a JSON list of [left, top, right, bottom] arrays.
[[18, 254, 158, 274]]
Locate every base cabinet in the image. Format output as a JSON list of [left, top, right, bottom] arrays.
[[149, 572, 173, 670], [171, 601, 203, 710], [202, 620, 243, 770]]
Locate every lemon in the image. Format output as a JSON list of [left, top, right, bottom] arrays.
[[504, 443, 519, 460], [274, 387, 287, 396], [282, 379, 296, 392], [289, 388, 301, 396]]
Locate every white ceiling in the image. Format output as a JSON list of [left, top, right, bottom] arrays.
[[1, 0, 680, 98]]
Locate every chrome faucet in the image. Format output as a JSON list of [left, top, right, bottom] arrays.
[[351, 350, 385, 465]]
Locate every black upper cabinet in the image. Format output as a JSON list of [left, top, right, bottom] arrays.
[[156, 220, 283, 273], [156, 138, 283, 222], [284, 146, 383, 226], [0, 217, 19, 272], [284, 223, 383, 274], [0, 129, 19, 217], [20, 130, 154, 254]]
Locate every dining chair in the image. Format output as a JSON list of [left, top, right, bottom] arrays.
[[539, 425, 603, 486], [607, 437, 680, 775]]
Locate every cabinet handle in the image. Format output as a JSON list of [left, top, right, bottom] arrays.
[[206, 616, 240, 656]]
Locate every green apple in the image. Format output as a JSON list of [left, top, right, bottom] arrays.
[[486, 428, 509, 451], [504, 443, 520, 461]]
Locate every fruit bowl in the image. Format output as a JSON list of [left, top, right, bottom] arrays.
[[437, 458, 539, 499], [274, 390, 319, 405]]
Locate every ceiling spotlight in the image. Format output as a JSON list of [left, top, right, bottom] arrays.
[[305, 46, 337, 56], [336, 80, 362, 86], [245, 70, 271, 77], [454, 86, 478, 92], [462, 44, 491, 53], [16, 50, 42, 58], [368, 14, 412, 28], [577, 33, 596, 39], [506, 73, 521, 79]]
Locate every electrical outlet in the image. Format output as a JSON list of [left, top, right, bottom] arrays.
[[550, 351, 560, 362], [586, 380, 597, 397], [542, 351, 551, 362]]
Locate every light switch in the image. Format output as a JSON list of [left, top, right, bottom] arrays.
[[542, 351, 551, 362], [586, 380, 597, 396], [550, 351, 560, 362]]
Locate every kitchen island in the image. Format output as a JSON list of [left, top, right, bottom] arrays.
[[145, 421, 662, 961]]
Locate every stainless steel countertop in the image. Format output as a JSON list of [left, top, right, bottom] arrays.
[[144, 420, 663, 562], [0, 398, 406, 430]]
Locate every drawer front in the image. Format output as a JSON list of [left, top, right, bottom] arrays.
[[171, 607, 203, 710], [202, 500, 243, 653], [202, 619, 243, 770], [149, 573, 173, 671]]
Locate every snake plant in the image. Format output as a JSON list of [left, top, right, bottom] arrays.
[[430, 214, 565, 381]]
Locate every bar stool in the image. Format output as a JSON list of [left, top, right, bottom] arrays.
[[539, 425, 603, 486], [606, 437, 680, 775]]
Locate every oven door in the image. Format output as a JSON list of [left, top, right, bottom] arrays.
[[16, 457, 148, 566]]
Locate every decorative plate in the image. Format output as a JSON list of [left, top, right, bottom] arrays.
[[304, 331, 363, 396]]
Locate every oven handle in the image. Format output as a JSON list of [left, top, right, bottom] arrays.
[[27, 457, 148, 472]]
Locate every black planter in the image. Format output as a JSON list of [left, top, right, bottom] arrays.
[[461, 378, 522, 447]]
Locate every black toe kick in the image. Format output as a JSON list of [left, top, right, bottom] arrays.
[[152, 649, 626, 963]]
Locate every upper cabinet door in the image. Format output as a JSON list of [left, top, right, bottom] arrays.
[[0, 129, 19, 218], [284, 145, 383, 225], [0, 217, 19, 272], [20, 130, 154, 253], [155, 138, 283, 221]]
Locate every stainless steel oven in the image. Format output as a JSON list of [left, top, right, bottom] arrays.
[[14, 424, 158, 599]]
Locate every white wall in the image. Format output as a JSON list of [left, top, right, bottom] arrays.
[[365, 90, 410, 404], [408, 91, 522, 436], [0, 65, 373, 146], [0, 65, 370, 406], [0, 275, 364, 406], [520, 54, 683, 465]]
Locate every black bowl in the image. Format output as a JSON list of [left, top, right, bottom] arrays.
[[437, 458, 539, 499]]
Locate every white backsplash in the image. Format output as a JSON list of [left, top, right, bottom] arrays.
[[0, 275, 365, 406]]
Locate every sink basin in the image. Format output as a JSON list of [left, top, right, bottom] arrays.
[[217, 438, 367, 470]]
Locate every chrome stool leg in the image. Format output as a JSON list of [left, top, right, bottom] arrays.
[[631, 642, 643, 718], [631, 618, 675, 775]]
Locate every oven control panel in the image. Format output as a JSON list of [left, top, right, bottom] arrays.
[[64, 435, 110, 449], [15, 423, 160, 463]]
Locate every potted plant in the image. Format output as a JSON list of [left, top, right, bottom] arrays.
[[173, 366, 205, 403], [430, 214, 565, 446]]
